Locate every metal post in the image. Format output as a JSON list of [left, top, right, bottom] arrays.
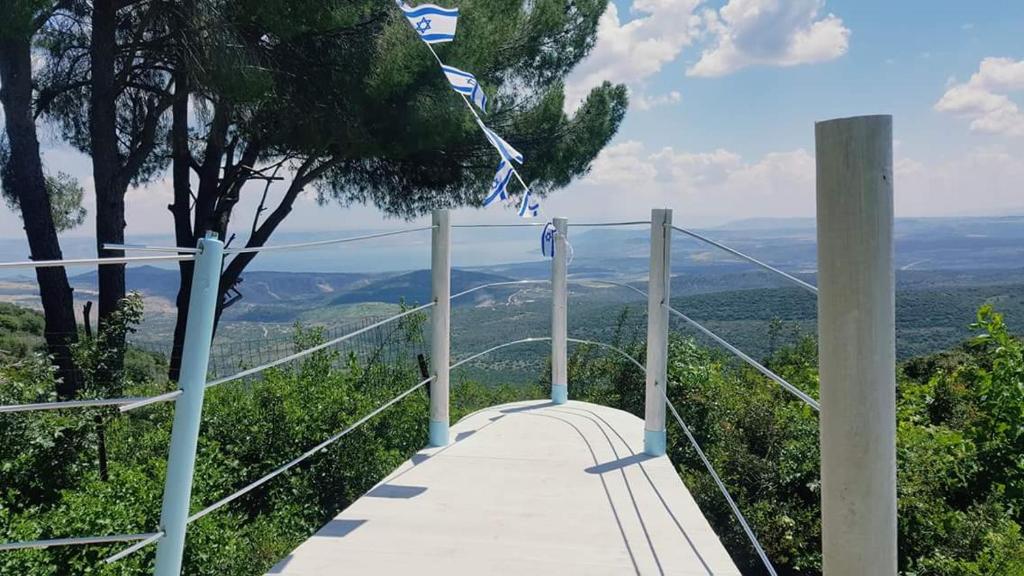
[[154, 233, 223, 576], [551, 217, 568, 404], [644, 209, 672, 456], [815, 115, 897, 576], [429, 209, 451, 447]]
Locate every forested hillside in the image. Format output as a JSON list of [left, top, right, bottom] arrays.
[[2, 298, 1022, 574]]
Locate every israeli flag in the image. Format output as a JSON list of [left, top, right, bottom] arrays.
[[476, 119, 523, 164], [470, 84, 487, 113], [518, 191, 540, 218], [442, 64, 488, 113], [483, 160, 514, 206], [399, 2, 459, 44]]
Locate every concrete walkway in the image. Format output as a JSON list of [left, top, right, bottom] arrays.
[[268, 400, 741, 575]]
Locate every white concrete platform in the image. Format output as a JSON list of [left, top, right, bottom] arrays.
[[268, 400, 741, 575]]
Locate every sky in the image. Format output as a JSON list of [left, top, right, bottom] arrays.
[[2, 0, 1023, 242]]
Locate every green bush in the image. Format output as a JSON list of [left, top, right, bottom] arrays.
[[570, 306, 1024, 576]]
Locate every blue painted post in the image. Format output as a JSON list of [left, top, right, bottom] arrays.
[[644, 209, 672, 456], [551, 217, 568, 404], [429, 210, 451, 447], [154, 233, 223, 576]]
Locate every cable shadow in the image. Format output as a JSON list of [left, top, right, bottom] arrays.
[[520, 411, 642, 575], [555, 405, 715, 575], [544, 408, 666, 575], [586, 453, 656, 474]]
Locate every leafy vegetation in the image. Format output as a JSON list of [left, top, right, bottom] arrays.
[[3, 290, 1023, 574], [568, 305, 1024, 575], [0, 305, 527, 574]]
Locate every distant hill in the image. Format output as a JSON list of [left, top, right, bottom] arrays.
[[72, 266, 382, 304], [330, 268, 514, 306]]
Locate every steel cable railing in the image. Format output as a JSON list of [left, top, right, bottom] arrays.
[[665, 304, 820, 411], [568, 278, 649, 299], [102, 375, 434, 563], [205, 302, 434, 389], [0, 532, 163, 553], [568, 220, 650, 227], [186, 376, 433, 525], [449, 337, 552, 370], [656, 380, 779, 576], [562, 337, 777, 576], [449, 279, 550, 301], [564, 278, 817, 410], [0, 215, 813, 570], [0, 253, 196, 270], [0, 395, 175, 414], [105, 226, 435, 256], [671, 225, 817, 295]]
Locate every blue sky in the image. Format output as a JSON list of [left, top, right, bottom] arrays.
[[2, 0, 1022, 240]]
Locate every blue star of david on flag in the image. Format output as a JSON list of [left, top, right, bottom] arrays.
[[442, 64, 487, 113], [518, 190, 540, 219], [483, 160, 514, 207], [398, 2, 459, 44]]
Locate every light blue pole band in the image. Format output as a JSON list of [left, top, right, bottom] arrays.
[[429, 419, 449, 447], [551, 384, 568, 405], [644, 429, 667, 457]]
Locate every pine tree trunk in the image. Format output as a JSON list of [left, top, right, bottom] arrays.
[[90, 0, 127, 375], [167, 61, 194, 381], [0, 36, 82, 398]]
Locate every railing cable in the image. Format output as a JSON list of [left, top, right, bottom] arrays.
[[671, 226, 817, 295], [449, 280, 550, 301], [224, 227, 435, 255], [0, 392, 180, 414], [0, 532, 162, 553], [665, 304, 820, 411], [103, 532, 165, 564], [449, 337, 552, 370], [103, 243, 201, 254], [187, 376, 432, 525], [0, 254, 195, 271], [566, 337, 646, 372], [206, 302, 435, 388], [451, 223, 546, 228], [568, 278, 648, 299], [657, 381, 779, 576], [568, 221, 650, 227]]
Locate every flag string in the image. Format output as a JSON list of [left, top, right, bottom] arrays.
[[394, 1, 540, 217]]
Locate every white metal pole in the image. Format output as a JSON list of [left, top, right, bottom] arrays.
[[551, 217, 569, 404], [154, 233, 223, 576], [429, 209, 451, 447], [815, 115, 897, 576], [644, 208, 672, 456]]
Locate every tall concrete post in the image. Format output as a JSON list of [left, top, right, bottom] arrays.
[[815, 115, 897, 576], [429, 209, 451, 447], [551, 217, 569, 404], [154, 233, 223, 576], [644, 209, 672, 456]]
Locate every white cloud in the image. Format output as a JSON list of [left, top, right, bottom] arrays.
[[564, 0, 702, 108], [545, 139, 1024, 226], [935, 57, 1024, 137], [687, 0, 850, 77], [555, 140, 815, 224], [896, 145, 1024, 216], [632, 90, 682, 111]]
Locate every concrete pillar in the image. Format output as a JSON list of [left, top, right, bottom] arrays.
[[154, 233, 223, 576], [429, 209, 451, 447], [815, 115, 897, 576], [644, 209, 672, 456], [551, 217, 568, 404]]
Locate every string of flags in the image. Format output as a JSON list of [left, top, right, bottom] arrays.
[[396, 0, 541, 219]]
